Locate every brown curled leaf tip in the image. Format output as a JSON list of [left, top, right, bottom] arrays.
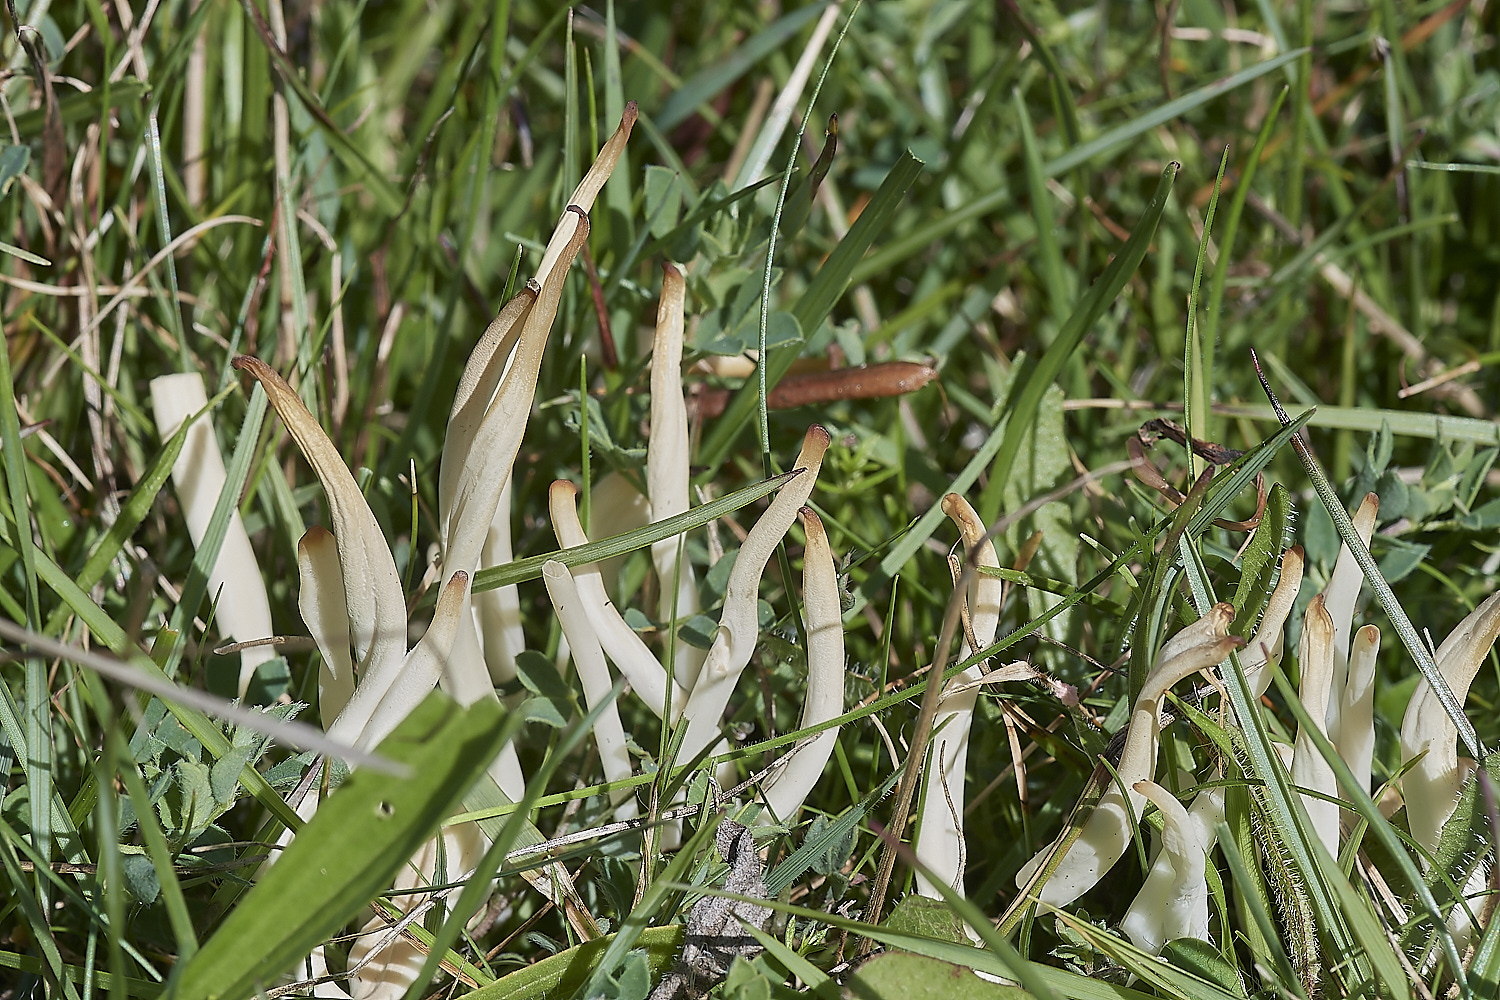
[[623, 100, 638, 123], [692, 362, 937, 419]]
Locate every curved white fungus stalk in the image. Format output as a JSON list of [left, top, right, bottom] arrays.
[[1240, 546, 1304, 699], [357, 572, 471, 752], [543, 560, 637, 820], [238, 106, 641, 981], [437, 104, 634, 703], [1121, 547, 1302, 952], [298, 527, 356, 729], [472, 479, 527, 684], [759, 508, 844, 824], [1016, 603, 1241, 906], [1339, 625, 1381, 797], [914, 493, 1001, 900], [1321, 494, 1378, 749], [234, 357, 409, 743], [648, 261, 708, 689], [549, 481, 687, 719], [1401, 590, 1500, 854], [344, 821, 489, 999], [151, 372, 277, 700], [1291, 595, 1340, 855], [677, 425, 831, 762], [1122, 780, 1211, 954]]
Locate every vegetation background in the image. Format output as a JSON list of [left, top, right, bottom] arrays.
[[4, 0, 1500, 996]]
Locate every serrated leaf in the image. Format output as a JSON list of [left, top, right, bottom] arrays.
[[1231, 483, 1291, 635]]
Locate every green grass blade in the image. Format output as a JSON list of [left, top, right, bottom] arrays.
[[172, 693, 512, 1000], [849, 50, 1306, 284], [1202, 86, 1288, 367], [1184, 147, 1229, 476], [472, 469, 798, 594], [655, 3, 831, 131], [978, 163, 1179, 521], [1015, 88, 1068, 326]]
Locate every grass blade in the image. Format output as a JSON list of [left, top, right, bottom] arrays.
[[472, 469, 798, 594], [172, 692, 513, 1000], [977, 162, 1179, 521]]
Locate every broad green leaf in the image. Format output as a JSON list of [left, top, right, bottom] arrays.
[[846, 952, 1029, 1000], [172, 692, 512, 1000]]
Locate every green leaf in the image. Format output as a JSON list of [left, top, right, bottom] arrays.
[[1230, 482, 1292, 635], [846, 951, 1030, 1000], [643, 165, 683, 239], [978, 162, 1179, 521], [0, 144, 30, 194], [883, 896, 968, 946], [172, 692, 512, 1000]]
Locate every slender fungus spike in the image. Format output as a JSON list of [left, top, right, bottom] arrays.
[[915, 494, 1002, 901], [297, 527, 355, 729], [678, 425, 830, 763], [1401, 591, 1500, 853], [1322, 493, 1379, 747], [759, 508, 844, 824], [233, 356, 408, 734], [648, 261, 707, 688], [1341, 625, 1381, 796], [471, 479, 527, 684], [357, 571, 471, 752], [1241, 546, 1304, 699], [151, 373, 276, 700], [1017, 603, 1240, 905], [1291, 594, 1340, 855], [549, 480, 687, 719], [1122, 780, 1211, 955], [544, 561, 637, 821]]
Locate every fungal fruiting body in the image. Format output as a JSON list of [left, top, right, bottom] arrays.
[[1121, 780, 1214, 954], [150, 372, 276, 700], [1017, 603, 1241, 906], [913, 493, 1001, 900], [1290, 595, 1340, 856], [676, 425, 831, 764], [239, 105, 639, 996], [758, 508, 845, 824], [1400, 590, 1500, 855]]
